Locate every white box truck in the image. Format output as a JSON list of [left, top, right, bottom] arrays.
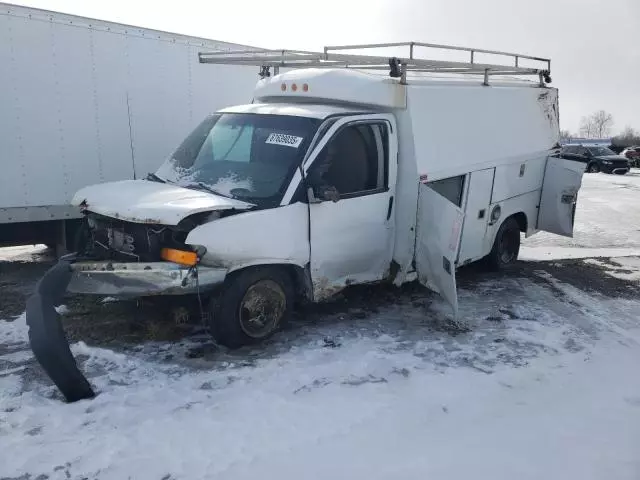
[[26, 43, 584, 402], [0, 2, 258, 251]]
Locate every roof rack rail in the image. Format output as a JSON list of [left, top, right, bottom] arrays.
[[199, 41, 552, 86]]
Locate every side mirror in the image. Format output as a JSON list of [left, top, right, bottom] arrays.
[[322, 186, 340, 203], [306, 183, 340, 203], [307, 187, 322, 204]]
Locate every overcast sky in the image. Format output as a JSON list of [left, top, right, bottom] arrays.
[[12, 0, 640, 135]]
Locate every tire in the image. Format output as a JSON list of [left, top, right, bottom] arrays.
[[208, 267, 294, 348], [485, 217, 521, 271], [587, 163, 600, 173]]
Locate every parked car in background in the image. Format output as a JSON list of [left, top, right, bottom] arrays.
[[620, 147, 640, 167], [560, 144, 630, 174]]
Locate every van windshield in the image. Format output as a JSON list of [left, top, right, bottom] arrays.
[[156, 113, 320, 207]]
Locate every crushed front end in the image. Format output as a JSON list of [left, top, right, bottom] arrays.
[[25, 211, 227, 403], [67, 212, 226, 297]]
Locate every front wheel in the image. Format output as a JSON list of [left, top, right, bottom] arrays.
[[484, 217, 521, 271], [208, 267, 294, 348], [587, 163, 600, 173]]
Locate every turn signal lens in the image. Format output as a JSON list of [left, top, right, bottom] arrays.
[[161, 248, 198, 266]]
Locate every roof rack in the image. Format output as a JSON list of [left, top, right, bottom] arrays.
[[199, 41, 552, 86]]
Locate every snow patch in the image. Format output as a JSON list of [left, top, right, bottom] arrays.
[[55, 304, 69, 315], [0, 313, 28, 345], [0, 365, 26, 377], [0, 244, 48, 260], [209, 172, 254, 196], [0, 349, 33, 364], [584, 257, 640, 281], [520, 246, 640, 261]]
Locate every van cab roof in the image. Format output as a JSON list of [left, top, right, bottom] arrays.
[[219, 101, 372, 119], [253, 69, 406, 109]]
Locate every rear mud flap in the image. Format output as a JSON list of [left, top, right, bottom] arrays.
[[26, 254, 95, 402]]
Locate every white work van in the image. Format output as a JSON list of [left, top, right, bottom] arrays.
[[27, 42, 584, 401]]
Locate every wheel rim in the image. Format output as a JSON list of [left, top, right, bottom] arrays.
[[588, 165, 598, 173], [238, 280, 286, 338], [499, 228, 519, 264]]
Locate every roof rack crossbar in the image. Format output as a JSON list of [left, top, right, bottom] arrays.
[[198, 42, 551, 84], [323, 41, 550, 70]]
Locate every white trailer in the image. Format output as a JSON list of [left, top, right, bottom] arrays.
[[26, 42, 585, 402], [0, 2, 258, 250]]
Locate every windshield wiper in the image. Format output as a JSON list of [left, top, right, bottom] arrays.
[[145, 172, 169, 183], [185, 182, 234, 199]]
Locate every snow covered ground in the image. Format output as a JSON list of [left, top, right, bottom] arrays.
[[521, 169, 640, 259], [1, 172, 640, 480]]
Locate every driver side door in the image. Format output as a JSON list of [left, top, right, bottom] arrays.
[[302, 115, 398, 301]]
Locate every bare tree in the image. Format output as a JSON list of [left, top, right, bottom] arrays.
[[592, 110, 614, 138], [579, 116, 595, 138], [579, 110, 614, 138], [613, 126, 640, 147], [619, 126, 639, 141], [559, 129, 573, 141]]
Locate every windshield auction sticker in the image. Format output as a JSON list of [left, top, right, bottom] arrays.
[[266, 133, 303, 148]]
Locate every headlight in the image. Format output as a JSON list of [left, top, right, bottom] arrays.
[[603, 160, 612, 164]]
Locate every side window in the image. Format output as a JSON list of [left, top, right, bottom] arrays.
[[310, 122, 388, 197], [429, 175, 465, 207]]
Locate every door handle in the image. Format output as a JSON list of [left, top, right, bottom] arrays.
[[386, 196, 394, 220]]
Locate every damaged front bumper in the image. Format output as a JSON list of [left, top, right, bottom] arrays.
[[25, 254, 226, 402], [68, 260, 226, 297]]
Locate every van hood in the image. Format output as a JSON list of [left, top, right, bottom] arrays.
[[71, 179, 254, 225]]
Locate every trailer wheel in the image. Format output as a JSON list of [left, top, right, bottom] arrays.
[[485, 217, 521, 271], [208, 267, 293, 348]]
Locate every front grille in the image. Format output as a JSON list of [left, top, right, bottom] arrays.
[[83, 214, 187, 262]]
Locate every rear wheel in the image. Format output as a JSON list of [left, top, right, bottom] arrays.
[[587, 163, 600, 173], [485, 217, 521, 271], [208, 267, 293, 348]]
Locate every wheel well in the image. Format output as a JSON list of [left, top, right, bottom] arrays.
[[227, 263, 311, 300], [511, 212, 528, 233]]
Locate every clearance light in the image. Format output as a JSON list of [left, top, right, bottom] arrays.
[[161, 248, 198, 266], [281, 83, 287, 91], [302, 83, 309, 92], [291, 83, 298, 92]]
